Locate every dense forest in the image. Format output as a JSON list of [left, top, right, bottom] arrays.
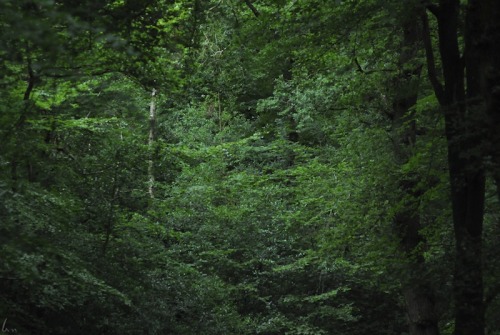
[[1, 0, 499, 334]]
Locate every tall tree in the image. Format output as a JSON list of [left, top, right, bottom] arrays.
[[392, 9, 440, 334], [420, 0, 500, 333]]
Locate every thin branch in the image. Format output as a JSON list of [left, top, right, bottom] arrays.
[[24, 56, 35, 101], [420, 0, 441, 17], [353, 58, 397, 75], [426, 4, 440, 18], [243, 0, 260, 17], [354, 58, 365, 73], [207, 0, 222, 12], [41, 67, 115, 78], [421, 10, 444, 104], [13, 48, 36, 130], [365, 69, 397, 75]]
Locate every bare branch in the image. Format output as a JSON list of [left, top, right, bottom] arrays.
[[426, 4, 440, 18], [421, 10, 444, 104], [420, 0, 440, 17], [243, 0, 260, 17], [354, 58, 397, 75], [354, 58, 365, 73], [40, 65, 116, 78], [24, 56, 35, 101]]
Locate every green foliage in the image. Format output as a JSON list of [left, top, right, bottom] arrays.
[[1, 0, 498, 334]]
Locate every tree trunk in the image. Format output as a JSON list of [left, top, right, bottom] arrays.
[[477, 0, 500, 201], [392, 12, 440, 335], [422, 1, 486, 334], [403, 285, 439, 335], [148, 88, 157, 199], [396, 208, 440, 335]]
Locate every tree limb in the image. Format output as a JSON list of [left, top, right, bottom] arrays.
[[40, 65, 116, 78], [426, 4, 440, 18], [419, 0, 440, 17], [354, 57, 397, 75], [421, 10, 444, 104], [244, 0, 260, 17], [24, 56, 35, 101], [354, 57, 365, 73]]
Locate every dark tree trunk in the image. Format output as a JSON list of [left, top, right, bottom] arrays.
[[392, 12, 440, 335], [477, 0, 500, 201], [403, 285, 439, 335], [396, 208, 440, 335], [422, 1, 486, 334]]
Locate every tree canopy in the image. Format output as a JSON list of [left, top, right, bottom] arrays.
[[1, 0, 499, 334]]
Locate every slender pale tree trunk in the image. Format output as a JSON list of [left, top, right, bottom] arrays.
[[148, 88, 157, 199]]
